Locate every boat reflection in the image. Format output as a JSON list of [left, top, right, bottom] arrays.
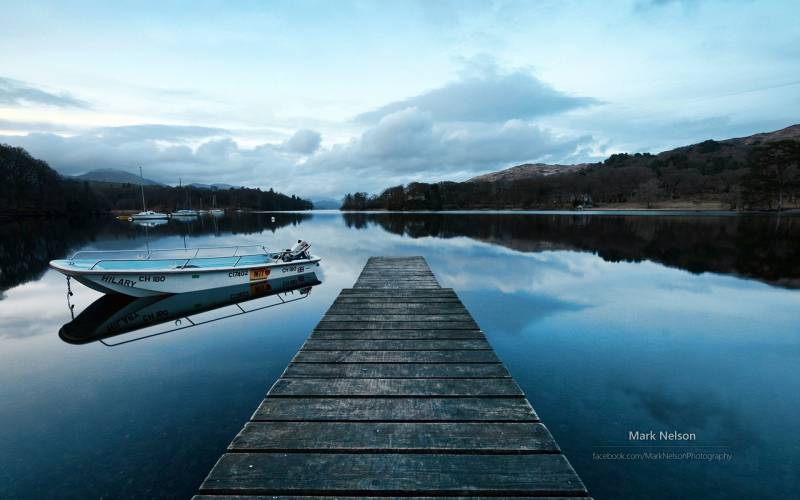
[[59, 272, 322, 346], [132, 219, 168, 228]]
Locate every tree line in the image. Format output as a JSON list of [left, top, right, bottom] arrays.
[[342, 139, 800, 211], [0, 144, 313, 216]]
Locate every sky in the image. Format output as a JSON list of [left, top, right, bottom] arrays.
[[1, 0, 798, 199]]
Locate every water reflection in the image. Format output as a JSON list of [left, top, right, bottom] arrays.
[[0, 211, 798, 499], [60, 273, 321, 345], [343, 212, 800, 288]]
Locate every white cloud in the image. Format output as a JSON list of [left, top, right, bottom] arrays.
[[356, 63, 597, 123], [279, 129, 322, 155], [0, 76, 89, 108]]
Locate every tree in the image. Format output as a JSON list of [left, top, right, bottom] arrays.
[[636, 178, 665, 208], [744, 140, 800, 210]]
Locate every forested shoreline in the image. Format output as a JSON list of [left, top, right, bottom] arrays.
[[0, 144, 312, 216], [342, 135, 800, 212]]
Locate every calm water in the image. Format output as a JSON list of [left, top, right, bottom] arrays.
[[1, 212, 799, 499]]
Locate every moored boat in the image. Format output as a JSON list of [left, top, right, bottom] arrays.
[[171, 177, 200, 218], [131, 210, 169, 220], [131, 167, 168, 220], [171, 209, 199, 218], [50, 240, 320, 297]]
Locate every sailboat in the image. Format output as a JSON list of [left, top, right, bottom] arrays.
[[210, 194, 224, 216], [131, 167, 169, 221], [171, 177, 199, 218]]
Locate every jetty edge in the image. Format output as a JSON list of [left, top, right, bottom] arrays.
[[195, 256, 590, 498]]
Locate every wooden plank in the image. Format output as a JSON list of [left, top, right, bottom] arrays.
[[325, 306, 470, 314], [198, 453, 587, 496], [355, 276, 437, 280], [229, 422, 559, 453], [252, 397, 539, 422], [355, 272, 437, 276], [334, 297, 462, 304], [267, 378, 524, 397], [355, 277, 438, 281], [328, 302, 468, 314], [310, 329, 486, 340], [283, 363, 509, 379], [338, 289, 456, 295], [194, 496, 594, 499], [322, 314, 475, 322], [354, 285, 441, 289], [292, 350, 500, 363], [356, 276, 437, 281], [329, 300, 465, 307], [314, 321, 478, 330], [301, 339, 491, 350]]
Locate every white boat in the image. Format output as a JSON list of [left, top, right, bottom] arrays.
[[172, 209, 200, 218], [171, 178, 200, 217], [210, 195, 224, 216], [132, 210, 169, 220], [50, 240, 320, 297], [131, 167, 168, 220]]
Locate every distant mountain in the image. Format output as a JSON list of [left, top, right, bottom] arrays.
[[467, 163, 591, 183], [73, 168, 163, 185], [311, 198, 341, 209], [188, 182, 238, 190]]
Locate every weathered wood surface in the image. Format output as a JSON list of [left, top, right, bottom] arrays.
[[292, 349, 501, 363], [229, 421, 559, 453], [200, 453, 584, 496], [196, 497, 593, 500], [197, 256, 588, 498], [310, 329, 486, 340], [302, 339, 491, 350], [252, 397, 539, 422], [282, 362, 510, 378]]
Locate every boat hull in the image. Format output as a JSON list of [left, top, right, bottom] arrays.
[[51, 258, 321, 297], [131, 214, 169, 220]]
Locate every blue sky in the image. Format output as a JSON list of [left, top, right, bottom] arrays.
[[1, 0, 798, 198]]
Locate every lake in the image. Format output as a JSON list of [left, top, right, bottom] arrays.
[[1, 211, 798, 499]]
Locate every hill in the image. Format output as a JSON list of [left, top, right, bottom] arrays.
[[73, 168, 163, 185], [1, 145, 109, 215], [467, 163, 590, 183], [342, 124, 800, 211], [311, 198, 341, 209]]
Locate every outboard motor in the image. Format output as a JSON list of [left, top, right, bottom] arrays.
[[282, 240, 311, 261]]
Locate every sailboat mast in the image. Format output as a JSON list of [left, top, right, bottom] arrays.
[[139, 166, 147, 211]]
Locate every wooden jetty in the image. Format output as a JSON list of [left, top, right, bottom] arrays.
[[196, 256, 590, 498]]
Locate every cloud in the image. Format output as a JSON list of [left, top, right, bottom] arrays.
[[279, 129, 322, 155], [298, 107, 594, 196], [0, 76, 89, 108], [96, 124, 229, 143], [355, 65, 597, 123], [0, 108, 593, 199], [0, 131, 293, 187]]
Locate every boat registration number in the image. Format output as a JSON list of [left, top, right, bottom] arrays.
[[249, 267, 271, 281]]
